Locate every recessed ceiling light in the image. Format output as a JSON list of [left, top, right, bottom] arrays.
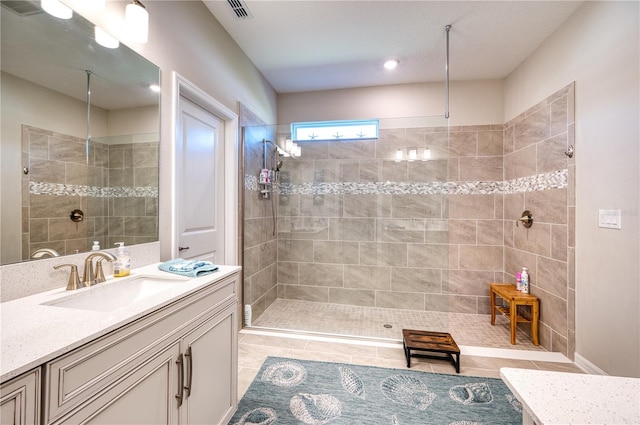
[[383, 59, 399, 70]]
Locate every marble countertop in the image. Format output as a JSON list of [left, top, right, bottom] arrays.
[[500, 367, 640, 424], [1, 263, 241, 383]]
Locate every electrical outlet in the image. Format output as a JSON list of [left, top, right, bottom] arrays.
[[598, 209, 622, 229]]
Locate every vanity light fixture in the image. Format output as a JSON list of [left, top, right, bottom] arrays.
[[395, 148, 431, 162], [383, 59, 399, 70], [126, 0, 149, 44], [41, 0, 72, 19], [95, 26, 120, 49]]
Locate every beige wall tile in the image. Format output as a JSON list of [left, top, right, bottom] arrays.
[[344, 266, 390, 290], [278, 239, 313, 262], [313, 241, 359, 264], [514, 107, 550, 150], [526, 188, 567, 224], [407, 244, 448, 268], [448, 270, 495, 296], [299, 263, 344, 287], [377, 219, 425, 243], [477, 130, 503, 156], [283, 284, 329, 302], [459, 245, 503, 271], [391, 267, 442, 293], [360, 242, 407, 266], [375, 291, 424, 310], [536, 256, 568, 300], [459, 156, 503, 181], [448, 220, 477, 244], [329, 288, 375, 306], [343, 194, 392, 218], [477, 220, 503, 245], [329, 218, 375, 241], [449, 194, 496, 219]]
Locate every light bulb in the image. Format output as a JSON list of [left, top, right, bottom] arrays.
[[149, 84, 161, 92], [126, 1, 149, 44], [41, 0, 72, 19], [95, 26, 120, 49], [384, 59, 399, 70]]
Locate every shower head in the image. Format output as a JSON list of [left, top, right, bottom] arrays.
[[276, 160, 283, 171]]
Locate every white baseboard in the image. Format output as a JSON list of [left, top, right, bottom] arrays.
[[574, 352, 607, 375]]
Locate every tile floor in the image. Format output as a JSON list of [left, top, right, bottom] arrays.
[[252, 298, 543, 350], [238, 299, 584, 399]]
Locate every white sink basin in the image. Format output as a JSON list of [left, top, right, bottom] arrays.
[[42, 274, 189, 312]]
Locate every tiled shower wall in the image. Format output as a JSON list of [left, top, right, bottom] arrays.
[[240, 104, 278, 321], [502, 83, 575, 357], [273, 84, 574, 356], [22, 125, 158, 260]]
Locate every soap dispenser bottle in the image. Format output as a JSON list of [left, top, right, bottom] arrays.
[[521, 267, 529, 294], [113, 242, 131, 277]]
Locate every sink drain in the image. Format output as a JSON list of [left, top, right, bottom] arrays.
[[383, 324, 393, 329]]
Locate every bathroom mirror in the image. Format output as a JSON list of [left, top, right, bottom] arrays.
[[0, 2, 161, 265]]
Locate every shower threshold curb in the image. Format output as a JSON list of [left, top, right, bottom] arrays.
[[240, 327, 572, 364]]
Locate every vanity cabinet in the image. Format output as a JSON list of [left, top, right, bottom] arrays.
[[43, 273, 238, 425], [0, 368, 41, 425]]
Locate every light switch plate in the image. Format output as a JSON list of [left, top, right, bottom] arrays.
[[598, 209, 622, 229]]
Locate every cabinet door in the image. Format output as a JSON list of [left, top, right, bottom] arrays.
[[181, 303, 237, 425], [0, 369, 40, 425], [53, 342, 181, 425]]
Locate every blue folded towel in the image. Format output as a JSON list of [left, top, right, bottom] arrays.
[[158, 259, 219, 277]]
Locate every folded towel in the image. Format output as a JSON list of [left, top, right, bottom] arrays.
[[158, 259, 219, 277]]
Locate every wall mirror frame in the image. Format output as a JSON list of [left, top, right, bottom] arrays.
[[0, 1, 161, 265]]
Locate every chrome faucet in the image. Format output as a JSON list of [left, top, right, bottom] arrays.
[[82, 251, 117, 287]]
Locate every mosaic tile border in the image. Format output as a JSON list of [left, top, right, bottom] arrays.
[[244, 169, 567, 195], [30, 181, 158, 198]]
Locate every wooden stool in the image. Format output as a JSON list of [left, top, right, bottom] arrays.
[[489, 283, 539, 345], [402, 329, 460, 373]]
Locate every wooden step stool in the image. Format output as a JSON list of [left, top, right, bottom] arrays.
[[402, 329, 460, 373]]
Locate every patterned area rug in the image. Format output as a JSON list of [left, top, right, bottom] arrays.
[[231, 356, 522, 425]]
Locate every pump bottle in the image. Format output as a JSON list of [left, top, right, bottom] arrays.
[[113, 242, 131, 277]]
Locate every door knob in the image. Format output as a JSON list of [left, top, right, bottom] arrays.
[[178, 246, 190, 252]]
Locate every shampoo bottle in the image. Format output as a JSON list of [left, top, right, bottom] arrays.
[[92, 241, 100, 251], [521, 267, 529, 294], [113, 242, 131, 277]]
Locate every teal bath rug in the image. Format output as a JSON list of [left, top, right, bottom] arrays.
[[231, 356, 522, 425]]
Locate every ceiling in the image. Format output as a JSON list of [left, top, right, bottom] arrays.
[[203, 0, 584, 94]]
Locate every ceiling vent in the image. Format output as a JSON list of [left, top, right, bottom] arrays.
[[227, 0, 252, 20], [1, 0, 43, 16]]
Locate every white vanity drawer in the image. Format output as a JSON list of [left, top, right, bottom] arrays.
[[43, 273, 238, 423]]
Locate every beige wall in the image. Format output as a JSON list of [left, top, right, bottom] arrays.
[[278, 80, 504, 126], [63, 0, 278, 263], [505, 1, 639, 377], [1, 1, 277, 297]]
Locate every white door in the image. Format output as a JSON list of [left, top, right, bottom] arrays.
[[176, 97, 225, 263]]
